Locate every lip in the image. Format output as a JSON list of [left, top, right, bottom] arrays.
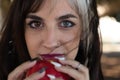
[[38, 53, 65, 60], [41, 53, 64, 55]]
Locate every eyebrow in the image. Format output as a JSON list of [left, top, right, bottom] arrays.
[[57, 14, 78, 20], [26, 15, 43, 21], [26, 14, 77, 21]]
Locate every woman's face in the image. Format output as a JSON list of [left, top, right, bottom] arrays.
[[25, 0, 81, 59]]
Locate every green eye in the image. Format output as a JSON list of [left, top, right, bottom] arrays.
[[59, 20, 75, 28], [28, 20, 44, 29]]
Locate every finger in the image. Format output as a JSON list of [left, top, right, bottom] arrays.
[[8, 60, 37, 80], [59, 59, 89, 73], [59, 59, 89, 80], [55, 65, 82, 80], [24, 67, 46, 80]]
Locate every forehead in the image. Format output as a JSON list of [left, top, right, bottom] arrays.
[[29, 0, 78, 17]]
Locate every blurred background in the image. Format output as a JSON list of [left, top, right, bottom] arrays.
[[0, 0, 120, 80], [97, 0, 120, 80]]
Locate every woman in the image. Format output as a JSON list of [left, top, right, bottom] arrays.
[[0, 0, 104, 80]]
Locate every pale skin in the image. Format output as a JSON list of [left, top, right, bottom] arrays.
[[8, 0, 89, 80]]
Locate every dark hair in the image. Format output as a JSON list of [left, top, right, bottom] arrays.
[[0, 0, 43, 79], [75, 0, 104, 80], [0, 0, 104, 80]]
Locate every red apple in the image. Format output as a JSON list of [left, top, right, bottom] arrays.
[[26, 54, 71, 80]]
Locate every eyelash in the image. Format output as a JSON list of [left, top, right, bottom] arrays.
[[27, 20, 76, 29], [28, 20, 44, 29], [58, 20, 76, 29]]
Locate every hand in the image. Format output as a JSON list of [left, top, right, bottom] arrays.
[[55, 59, 90, 80], [8, 60, 46, 80]]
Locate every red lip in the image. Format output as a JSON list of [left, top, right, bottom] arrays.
[[40, 53, 65, 60]]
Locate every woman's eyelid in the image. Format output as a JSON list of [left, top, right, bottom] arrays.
[[27, 19, 44, 28], [60, 18, 76, 23], [59, 20, 76, 26], [28, 19, 43, 23]]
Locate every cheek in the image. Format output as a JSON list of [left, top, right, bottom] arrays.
[[64, 36, 80, 59], [62, 29, 80, 52], [62, 29, 80, 46], [25, 34, 35, 57], [25, 31, 43, 58]]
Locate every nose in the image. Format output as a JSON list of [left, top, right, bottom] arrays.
[[42, 29, 60, 50]]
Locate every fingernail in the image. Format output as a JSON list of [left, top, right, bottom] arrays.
[[38, 67, 46, 73], [51, 61, 62, 67], [30, 57, 40, 61]]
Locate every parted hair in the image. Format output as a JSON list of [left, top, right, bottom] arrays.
[[0, 0, 104, 80]]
